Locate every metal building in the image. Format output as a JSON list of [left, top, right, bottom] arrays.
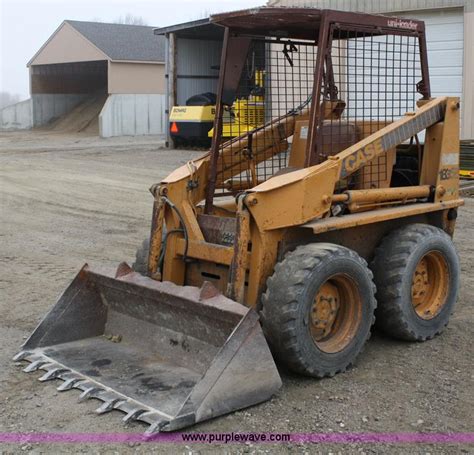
[[154, 19, 225, 146], [1, 20, 167, 137], [267, 0, 474, 140]]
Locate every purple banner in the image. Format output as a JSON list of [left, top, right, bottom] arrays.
[[0, 432, 473, 444]]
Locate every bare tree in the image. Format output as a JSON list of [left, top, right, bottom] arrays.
[[114, 13, 147, 25], [0, 92, 21, 110], [195, 9, 211, 20]]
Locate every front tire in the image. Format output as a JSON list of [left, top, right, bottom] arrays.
[[371, 224, 460, 341], [261, 243, 376, 378]]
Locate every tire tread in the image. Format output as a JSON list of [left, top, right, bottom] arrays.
[[261, 243, 376, 378], [371, 224, 457, 341]]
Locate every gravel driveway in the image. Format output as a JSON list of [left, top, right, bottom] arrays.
[[1, 131, 472, 454]]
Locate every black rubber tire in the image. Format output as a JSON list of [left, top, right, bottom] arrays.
[[370, 224, 460, 341], [261, 243, 377, 378], [132, 238, 150, 275]]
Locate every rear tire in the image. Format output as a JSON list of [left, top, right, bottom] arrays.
[[132, 228, 167, 276], [132, 238, 149, 275], [370, 224, 460, 341], [261, 243, 376, 378]]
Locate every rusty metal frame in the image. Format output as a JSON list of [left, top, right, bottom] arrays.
[[306, 10, 431, 167], [306, 10, 332, 168], [206, 7, 432, 204], [205, 30, 252, 214]]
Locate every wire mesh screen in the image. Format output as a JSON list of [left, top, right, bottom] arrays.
[[214, 38, 317, 195], [320, 28, 422, 189], [213, 30, 422, 196]]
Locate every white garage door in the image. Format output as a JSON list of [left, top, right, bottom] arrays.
[[400, 9, 464, 99], [343, 9, 464, 126]]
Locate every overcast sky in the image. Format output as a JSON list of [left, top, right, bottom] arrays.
[[0, 0, 264, 100]]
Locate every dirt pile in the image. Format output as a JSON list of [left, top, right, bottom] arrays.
[[40, 95, 107, 135]]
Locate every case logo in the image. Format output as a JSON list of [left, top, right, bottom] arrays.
[[341, 139, 383, 176]]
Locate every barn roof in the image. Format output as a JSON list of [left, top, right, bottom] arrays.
[[66, 20, 166, 62]]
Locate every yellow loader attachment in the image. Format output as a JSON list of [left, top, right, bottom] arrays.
[[14, 263, 281, 433]]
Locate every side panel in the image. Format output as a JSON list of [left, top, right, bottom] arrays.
[[283, 210, 449, 262]]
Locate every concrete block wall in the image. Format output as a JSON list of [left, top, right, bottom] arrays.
[[99, 94, 165, 137], [31, 94, 89, 126], [0, 99, 33, 130]]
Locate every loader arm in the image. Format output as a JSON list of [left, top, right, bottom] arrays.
[[244, 97, 460, 231]]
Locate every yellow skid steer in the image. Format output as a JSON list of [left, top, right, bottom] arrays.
[[15, 8, 463, 433]]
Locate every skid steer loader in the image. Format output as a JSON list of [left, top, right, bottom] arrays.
[[15, 7, 464, 433]]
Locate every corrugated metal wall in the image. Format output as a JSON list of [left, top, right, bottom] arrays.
[[176, 38, 222, 104], [267, 0, 468, 12], [99, 94, 166, 137]]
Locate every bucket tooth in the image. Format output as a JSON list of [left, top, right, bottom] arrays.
[[57, 377, 84, 392], [123, 409, 146, 423], [13, 351, 31, 362], [95, 398, 125, 415], [115, 262, 133, 278], [145, 419, 168, 435], [23, 360, 50, 373], [39, 368, 69, 382], [78, 386, 104, 402], [199, 281, 220, 300]]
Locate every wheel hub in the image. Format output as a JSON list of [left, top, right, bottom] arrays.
[[309, 273, 363, 354], [412, 258, 429, 303], [311, 282, 340, 340], [411, 251, 449, 320]]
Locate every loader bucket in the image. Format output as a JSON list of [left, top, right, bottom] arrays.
[[14, 263, 281, 433]]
